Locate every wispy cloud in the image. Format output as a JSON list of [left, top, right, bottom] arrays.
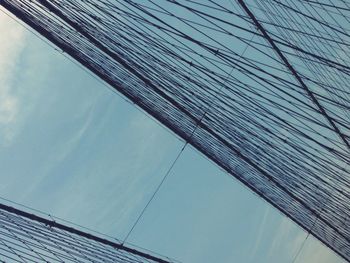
[[0, 10, 179, 234], [47, 110, 181, 236], [267, 214, 344, 263], [249, 206, 270, 261], [294, 235, 345, 263], [0, 9, 27, 145], [267, 215, 306, 261]]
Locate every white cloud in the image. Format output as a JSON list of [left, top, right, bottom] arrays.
[[0, 9, 27, 145]]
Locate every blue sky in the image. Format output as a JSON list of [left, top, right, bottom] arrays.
[[0, 7, 346, 263]]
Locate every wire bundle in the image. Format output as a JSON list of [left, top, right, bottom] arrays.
[[0, 203, 171, 262], [1, 0, 349, 260]]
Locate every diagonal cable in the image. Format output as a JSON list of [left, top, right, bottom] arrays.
[[235, 0, 350, 151]]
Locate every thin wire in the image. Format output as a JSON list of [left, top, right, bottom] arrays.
[[0, 195, 121, 243], [0, 196, 181, 262], [2, 1, 350, 260], [1, 4, 187, 256], [122, 2, 257, 243], [121, 141, 187, 244], [0, 6, 141, 110], [1, 3, 196, 160], [291, 232, 310, 263]]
